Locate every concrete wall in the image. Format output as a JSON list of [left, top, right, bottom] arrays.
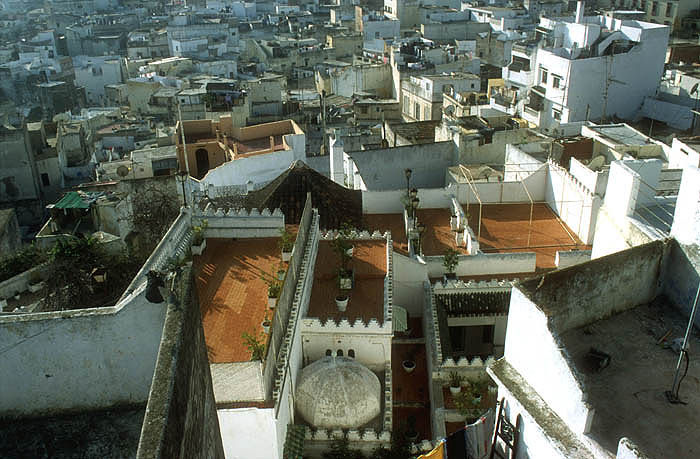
[[137, 269, 225, 459], [0, 209, 21, 256], [671, 166, 700, 246], [555, 249, 591, 269], [545, 160, 601, 245], [423, 252, 536, 278], [662, 241, 700, 328], [668, 138, 700, 170], [504, 287, 592, 436], [569, 157, 608, 197], [348, 141, 457, 191], [362, 186, 454, 214], [195, 206, 285, 239], [0, 284, 167, 418]]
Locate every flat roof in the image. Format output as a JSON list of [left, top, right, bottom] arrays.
[[307, 240, 386, 324], [588, 124, 653, 146], [560, 301, 700, 457], [195, 238, 283, 363], [466, 203, 587, 269], [0, 406, 144, 457]]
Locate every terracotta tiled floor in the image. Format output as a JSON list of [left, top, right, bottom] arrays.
[[363, 213, 408, 255], [394, 406, 432, 441], [307, 240, 386, 324], [415, 208, 465, 257], [194, 238, 284, 363], [392, 343, 429, 405], [465, 203, 588, 268]]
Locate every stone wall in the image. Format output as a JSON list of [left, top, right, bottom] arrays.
[[136, 268, 224, 459]]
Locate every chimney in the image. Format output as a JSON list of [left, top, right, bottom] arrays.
[[575, 1, 585, 24]]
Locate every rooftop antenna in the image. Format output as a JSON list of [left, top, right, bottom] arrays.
[[666, 282, 700, 404]]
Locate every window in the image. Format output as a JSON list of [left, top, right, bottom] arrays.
[[337, 349, 343, 357], [403, 95, 409, 113], [375, 31, 380, 39], [651, 1, 658, 15], [482, 325, 494, 343], [470, 83, 475, 89], [414, 102, 421, 119], [553, 108, 562, 120], [424, 105, 430, 120], [348, 349, 355, 358], [552, 75, 562, 89], [666, 3, 672, 17], [360, 106, 368, 114], [41, 173, 50, 186], [326, 349, 332, 356], [540, 68, 548, 84]]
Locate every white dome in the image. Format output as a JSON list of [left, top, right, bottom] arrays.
[[295, 356, 381, 429]]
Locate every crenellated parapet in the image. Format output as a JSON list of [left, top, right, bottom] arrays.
[[301, 317, 392, 333], [434, 278, 514, 293]]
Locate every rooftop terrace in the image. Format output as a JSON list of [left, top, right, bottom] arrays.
[[307, 240, 387, 324], [561, 299, 700, 458], [195, 237, 284, 363]]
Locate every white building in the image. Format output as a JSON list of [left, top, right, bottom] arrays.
[[73, 56, 125, 106], [488, 238, 700, 459], [519, 3, 669, 134]]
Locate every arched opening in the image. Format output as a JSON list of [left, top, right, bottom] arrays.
[[336, 349, 343, 357], [325, 349, 332, 356], [348, 349, 355, 359], [195, 148, 210, 179]]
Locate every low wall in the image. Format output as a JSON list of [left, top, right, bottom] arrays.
[[195, 205, 285, 239], [0, 284, 167, 418], [137, 268, 224, 459], [0, 263, 49, 301], [423, 252, 536, 278], [362, 187, 453, 214], [555, 250, 591, 269]]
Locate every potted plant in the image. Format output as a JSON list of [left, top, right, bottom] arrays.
[[402, 358, 416, 373], [261, 313, 271, 334], [335, 293, 349, 311], [242, 331, 266, 361], [28, 271, 44, 293], [443, 248, 459, 280], [191, 220, 208, 256], [267, 281, 280, 310], [278, 228, 294, 262], [449, 371, 464, 395], [276, 263, 286, 281], [333, 225, 354, 290]]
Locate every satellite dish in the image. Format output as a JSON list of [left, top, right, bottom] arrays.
[[117, 165, 130, 177], [588, 155, 605, 172]]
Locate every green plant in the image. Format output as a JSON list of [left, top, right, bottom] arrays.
[[443, 248, 459, 274], [192, 219, 208, 246], [0, 244, 48, 283], [260, 269, 282, 298], [333, 222, 354, 275], [322, 438, 365, 459], [28, 270, 43, 285], [242, 331, 266, 361], [448, 371, 464, 388], [278, 228, 294, 252]]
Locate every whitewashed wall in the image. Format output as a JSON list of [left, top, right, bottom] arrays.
[[194, 206, 285, 239], [504, 288, 592, 436], [545, 160, 601, 245], [218, 407, 279, 459], [671, 166, 700, 246], [423, 252, 537, 278], [0, 285, 167, 417]]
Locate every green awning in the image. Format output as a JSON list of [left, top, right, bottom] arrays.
[[54, 192, 90, 209]]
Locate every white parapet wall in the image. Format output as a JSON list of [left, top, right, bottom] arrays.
[[555, 249, 592, 269], [0, 284, 167, 417], [194, 205, 285, 239]]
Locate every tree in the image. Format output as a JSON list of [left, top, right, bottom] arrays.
[[126, 184, 179, 258]]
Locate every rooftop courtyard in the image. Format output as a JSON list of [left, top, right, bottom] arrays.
[[194, 237, 284, 363], [307, 240, 387, 324], [560, 298, 700, 458]]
